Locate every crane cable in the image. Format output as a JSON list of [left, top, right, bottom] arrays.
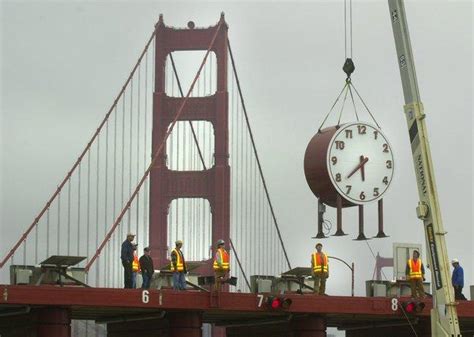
[[318, 0, 381, 132]]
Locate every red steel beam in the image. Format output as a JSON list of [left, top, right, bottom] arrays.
[[2, 286, 474, 318]]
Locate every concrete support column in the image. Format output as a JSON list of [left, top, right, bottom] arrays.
[[291, 315, 326, 337], [168, 311, 202, 337], [35, 307, 71, 337]]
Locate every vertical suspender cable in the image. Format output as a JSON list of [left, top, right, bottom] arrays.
[[113, 105, 118, 286], [86, 150, 91, 262], [57, 192, 61, 254], [144, 48, 149, 249], [136, 64, 141, 245], [46, 208, 50, 258], [77, 164, 82, 257], [95, 136, 100, 286], [228, 40, 292, 270], [104, 121, 109, 286], [128, 78, 133, 232], [67, 176, 71, 256]]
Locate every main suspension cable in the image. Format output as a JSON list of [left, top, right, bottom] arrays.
[[228, 39, 292, 271]]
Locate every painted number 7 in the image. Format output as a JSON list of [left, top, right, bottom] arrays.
[[257, 294, 264, 307]]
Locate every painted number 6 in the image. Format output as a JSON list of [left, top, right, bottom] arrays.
[[142, 290, 150, 304], [391, 298, 398, 311]]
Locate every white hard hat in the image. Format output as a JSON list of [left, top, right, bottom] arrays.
[[451, 258, 459, 264], [127, 232, 136, 237]]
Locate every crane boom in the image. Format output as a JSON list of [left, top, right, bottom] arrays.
[[387, 1, 461, 336]]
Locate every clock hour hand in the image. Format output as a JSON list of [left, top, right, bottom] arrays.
[[347, 156, 369, 180]]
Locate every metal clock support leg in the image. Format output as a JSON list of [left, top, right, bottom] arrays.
[[334, 195, 346, 236], [315, 198, 327, 239], [355, 205, 367, 240], [375, 199, 388, 238]]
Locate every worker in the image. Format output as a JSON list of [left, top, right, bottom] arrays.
[[139, 247, 154, 289], [131, 244, 140, 288], [311, 243, 329, 295], [170, 240, 187, 290], [213, 239, 230, 291], [405, 250, 426, 299], [120, 232, 135, 289], [451, 259, 467, 300]]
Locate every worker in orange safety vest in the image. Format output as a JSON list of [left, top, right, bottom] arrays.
[[213, 239, 230, 291], [405, 249, 426, 299], [131, 244, 140, 288], [311, 243, 329, 295], [170, 240, 187, 290]]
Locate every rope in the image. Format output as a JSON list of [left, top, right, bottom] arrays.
[[318, 82, 348, 132], [85, 20, 224, 272], [228, 40, 292, 270]]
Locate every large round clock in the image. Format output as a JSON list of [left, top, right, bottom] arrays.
[[326, 122, 394, 204], [304, 122, 395, 207]]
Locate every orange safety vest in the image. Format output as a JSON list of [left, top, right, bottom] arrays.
[[312, 252, 328, 273], [408, 259, 423, 280], [213, 248, 230, 271], [132, 253, 140, 272], [170, 248, 185, 272]]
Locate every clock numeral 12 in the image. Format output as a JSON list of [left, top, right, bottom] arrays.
[[357, 125, 366, 134]]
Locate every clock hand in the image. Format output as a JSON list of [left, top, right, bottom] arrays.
[[347, 156, 369, 179], [360, 155, 366, 182]]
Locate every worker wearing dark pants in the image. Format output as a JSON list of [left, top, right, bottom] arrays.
[[121, 232, 135, 289], [311, 243, 329, 295], [451, 258, 467, 300], [139, 247, 155, 289], [406, 249, 425, 299]]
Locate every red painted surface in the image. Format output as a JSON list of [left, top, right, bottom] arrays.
[[3, 285, 474, 318], [149, 15, 230, 271], [34, 307, 71, 337]]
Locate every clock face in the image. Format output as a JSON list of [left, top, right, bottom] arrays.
[[327, 122, 394, 204]]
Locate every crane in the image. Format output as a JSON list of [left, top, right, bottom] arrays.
[[387, 1, 462, 336]]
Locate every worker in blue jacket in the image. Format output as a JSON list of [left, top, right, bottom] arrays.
[[451, 259, 467, 300]]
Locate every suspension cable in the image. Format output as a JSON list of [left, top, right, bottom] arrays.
[[228, 39, 292, 270], [0, 30, 156, 269], [230, 238, 251, 292], [169, 53, 207, 171], [85, 20, 224, 272]]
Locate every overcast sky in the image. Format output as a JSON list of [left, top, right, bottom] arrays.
[[1, 0, 473, 301]]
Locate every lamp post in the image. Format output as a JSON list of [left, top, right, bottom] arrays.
[[328, 256, 354, 296]]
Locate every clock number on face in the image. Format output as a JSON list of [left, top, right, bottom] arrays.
[[373, 187, 379, 197], [386, 160, 392, 169], [357, 125, 366, 135], [346, 185, 352, 194], [383, 143, 389, 153], [336, 173, 342, 182], [331, 156, 337, 165], [360, 191, 366, 200], [373, 130, 378, 140], [383, 176, 389, 185], [335, 141, 345, 150], [345, 129, 353, 139]]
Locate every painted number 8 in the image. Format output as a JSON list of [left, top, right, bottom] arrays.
[[391, 298, 398, 311]]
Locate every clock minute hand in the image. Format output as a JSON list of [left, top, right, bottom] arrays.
[[347, 156, 369, 179]]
